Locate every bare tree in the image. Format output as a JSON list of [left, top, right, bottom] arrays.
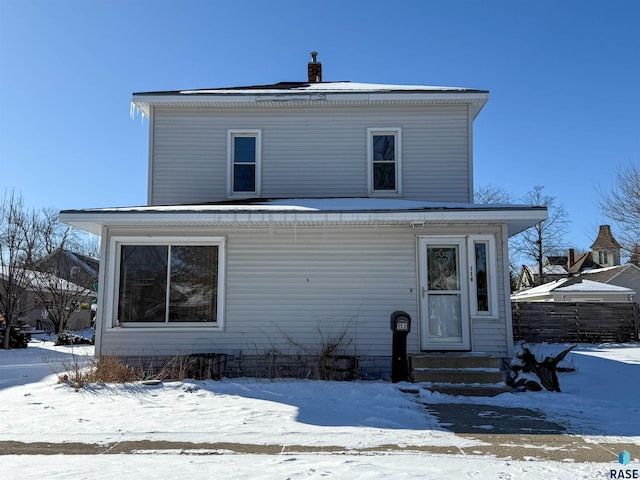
[[1, 191, 86, 346], [30, 271, 92, 335], [474, 184, 516, 205], [512, 186, 570, 286], [598, 164, 640, 258], [475, 184, 521, 289], [0, 191, 40, 348]]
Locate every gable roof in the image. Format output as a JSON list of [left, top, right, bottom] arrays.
[[579, 263, 640, 283], [0, 266, 94, 296], [131, 81, 490, 119], [34, 248, 98, 277], [568, 251, 601, 274], [545, 256, 568, 266]]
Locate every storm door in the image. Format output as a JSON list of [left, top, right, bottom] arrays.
[[418, 237, 471, 350]]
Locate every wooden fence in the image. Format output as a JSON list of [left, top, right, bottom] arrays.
[[511, 302, 639, 343]]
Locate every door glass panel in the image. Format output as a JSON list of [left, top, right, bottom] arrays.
[[427, 247, 459, 290], [428, 294, 462, 341], [426, 245, 463, 343]]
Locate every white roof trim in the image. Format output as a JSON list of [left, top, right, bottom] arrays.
[[60, 199, 546, 237], [132, 82, 489, 119]]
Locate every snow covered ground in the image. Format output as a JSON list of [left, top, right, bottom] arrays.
[[0, 338, 638, 479]]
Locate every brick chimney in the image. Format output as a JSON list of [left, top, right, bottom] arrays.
[[307, 51, 322, 83], [567, 248, 575, 269]]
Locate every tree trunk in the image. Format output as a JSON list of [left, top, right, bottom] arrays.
[[2, 322, 12, 349]]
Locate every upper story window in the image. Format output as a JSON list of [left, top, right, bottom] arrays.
[[367, 128, 401, 195], [598, 251, 608, 265], [227, 130, 261, 196]]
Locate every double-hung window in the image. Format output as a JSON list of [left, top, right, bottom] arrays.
[[112, 236, 225, 328], [367, 128, 401, 194], [228, 130, 261, 196]]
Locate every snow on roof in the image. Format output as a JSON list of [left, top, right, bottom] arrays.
[[522, 264, 568, 276], [60, 198, 547, 237], [554, 279, 634, 293], [131, 81, 490, 119], [512, 278, 635, 300], [0, 266, 94, 295], [136, 81, 487, 96], [68, 198, 531, 213], [512, 278, 571, 297]]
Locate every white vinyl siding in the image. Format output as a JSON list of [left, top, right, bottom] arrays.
[[97, 224, 510, 359], [149, 105, 471, 205]]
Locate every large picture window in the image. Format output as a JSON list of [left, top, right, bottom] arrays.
[[228, 130, 261, 196], [114, 237, 225, 327], [367, 128, 401, 194]]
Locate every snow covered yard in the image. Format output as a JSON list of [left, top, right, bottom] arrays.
[[0, 339, 638, 479]]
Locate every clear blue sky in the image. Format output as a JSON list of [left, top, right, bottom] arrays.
[[1, 0, 638, 251]]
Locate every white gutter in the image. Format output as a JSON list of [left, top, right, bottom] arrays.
[[131, 91, 489, 118], [60, 207, 546, 237]]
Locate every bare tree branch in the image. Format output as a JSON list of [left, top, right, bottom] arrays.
[[597, 164, 640, 260], [512, 186, 570, 285]]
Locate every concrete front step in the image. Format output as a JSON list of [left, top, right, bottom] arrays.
[[422, 383, 511, 397], [411, 367, 505, 384], [409, 354, 502, 370]]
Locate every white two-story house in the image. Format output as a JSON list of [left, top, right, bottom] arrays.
[[60, 55, 546, 378]]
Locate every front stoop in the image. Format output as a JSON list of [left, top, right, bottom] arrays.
[[409, 353, 511, 397]]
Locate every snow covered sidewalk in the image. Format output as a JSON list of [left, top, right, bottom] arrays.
[[0, 340, 638, 478]]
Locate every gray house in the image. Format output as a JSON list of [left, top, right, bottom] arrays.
[[60, 56, 546, 377]]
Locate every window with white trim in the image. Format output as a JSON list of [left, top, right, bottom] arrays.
[[367, 128, 401, 194], [228, 130, 261, 196], [113, 237, 225, 327], [468, 235, 498, 317]]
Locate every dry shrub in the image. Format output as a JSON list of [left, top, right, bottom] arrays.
[[155, 354, 193, 381], [85, 355, 143, 383]]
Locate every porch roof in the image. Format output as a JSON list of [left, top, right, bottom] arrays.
[[60, 198, 547, 237]]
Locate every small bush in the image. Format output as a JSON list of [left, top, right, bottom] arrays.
[[60, 354, 143, 388], [55, 332, 94, 346], [85, 355, 142, 383], [0, 326, 31, 349]]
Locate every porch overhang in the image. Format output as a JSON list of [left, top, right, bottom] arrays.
[[60, 199, 547, 237]]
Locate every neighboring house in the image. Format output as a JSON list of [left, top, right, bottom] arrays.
[[511, 277, 635, 303], [515, 224, 623, 291], [0, 267, 94, 331], [516, 261, 568, 291], [60, 55, 546, 376], [31, 248, 99, 291], [580, 263, 640, 304]]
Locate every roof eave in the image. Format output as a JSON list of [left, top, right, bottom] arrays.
[[131, 91, 490, 119], [60, 207, 546, 237]]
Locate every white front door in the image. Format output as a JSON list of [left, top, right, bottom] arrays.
[[418, 237, 471, 350]]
